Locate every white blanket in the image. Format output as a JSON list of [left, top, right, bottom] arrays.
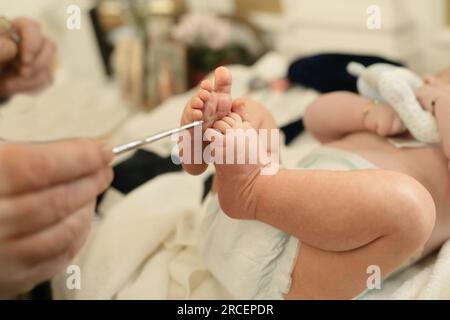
[[52, 56, 450, 300], [53, 172, 234, 299]]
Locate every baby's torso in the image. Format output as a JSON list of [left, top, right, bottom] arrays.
[[327, 132, 450, 255]]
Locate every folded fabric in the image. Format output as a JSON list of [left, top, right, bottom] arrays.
[[287, 53, 403, 93]]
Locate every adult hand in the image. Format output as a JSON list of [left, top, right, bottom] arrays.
[[0, 139, 113, 297], [0, 17, 56, 97]]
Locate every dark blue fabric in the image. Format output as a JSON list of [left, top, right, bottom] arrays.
[[287, 53, 404, 93]]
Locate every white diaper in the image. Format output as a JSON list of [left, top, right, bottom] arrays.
[[200, 193, 300, 300], [199, 147, 381, 300]]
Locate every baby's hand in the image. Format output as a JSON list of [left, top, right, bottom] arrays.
[[415, 84, 448, 114], [364, 103, 407, 137], [181, 67, 233, 129]]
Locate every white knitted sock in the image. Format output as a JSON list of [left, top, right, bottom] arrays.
[[378, 72, 440, 144]]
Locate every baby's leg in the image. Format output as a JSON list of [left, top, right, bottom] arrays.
[[213, 115, 436, 299], [263, 170, 435, 299], [210, 99, 280, 195]]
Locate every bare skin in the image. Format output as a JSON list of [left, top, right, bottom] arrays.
[[180, 66, 233, 176], [180, 67, 449, 300], [0, 17, 56, 97]]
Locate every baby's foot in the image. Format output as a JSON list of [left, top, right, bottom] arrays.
[[210, 112, 279, 220], [181, 66, 233, 128], [180, 67, 233, 175]]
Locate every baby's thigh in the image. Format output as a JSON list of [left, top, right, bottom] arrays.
[[286, 234, 426, 300], [422, 206, 450, 257]]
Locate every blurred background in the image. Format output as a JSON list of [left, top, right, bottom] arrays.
[[0, 0, 449, 143]]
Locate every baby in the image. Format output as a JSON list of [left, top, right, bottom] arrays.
[[179, 66, 450, 300]]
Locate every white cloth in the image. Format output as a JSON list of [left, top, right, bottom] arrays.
[[53, 172, 235, 299], [200, 193, 299, 300]]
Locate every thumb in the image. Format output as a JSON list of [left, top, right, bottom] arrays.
[[0, 37, 19, 64]]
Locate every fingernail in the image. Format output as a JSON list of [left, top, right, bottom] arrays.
[[100, 142, 114, 164]]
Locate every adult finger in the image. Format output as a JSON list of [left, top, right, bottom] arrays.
[[0, 167, 112, 238], [22, 39, 56, 76], [23, 250, 71, 294], [67, 201, 95, 259], [1, 69, 51, 94], [0, 38, 19, 64], [0, 249, 70, 297], [8, 202, 95, 268], [0, 139, 113, 195], [12, 17, 44, 64]]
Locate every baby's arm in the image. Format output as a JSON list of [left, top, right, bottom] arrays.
[[304, 92, 368, 143], [304, 92, 405, 143]]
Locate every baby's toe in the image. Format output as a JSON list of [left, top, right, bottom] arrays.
[[228, 112, 243, 125], [221, 116, 237, 128], [213, 119, 232, 134], [190, 109, 203, 121], [201, 79, 214, 92], [190, 96, 204, 110], [214, 67, 232, 94], [198, 89, 210, 103]]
